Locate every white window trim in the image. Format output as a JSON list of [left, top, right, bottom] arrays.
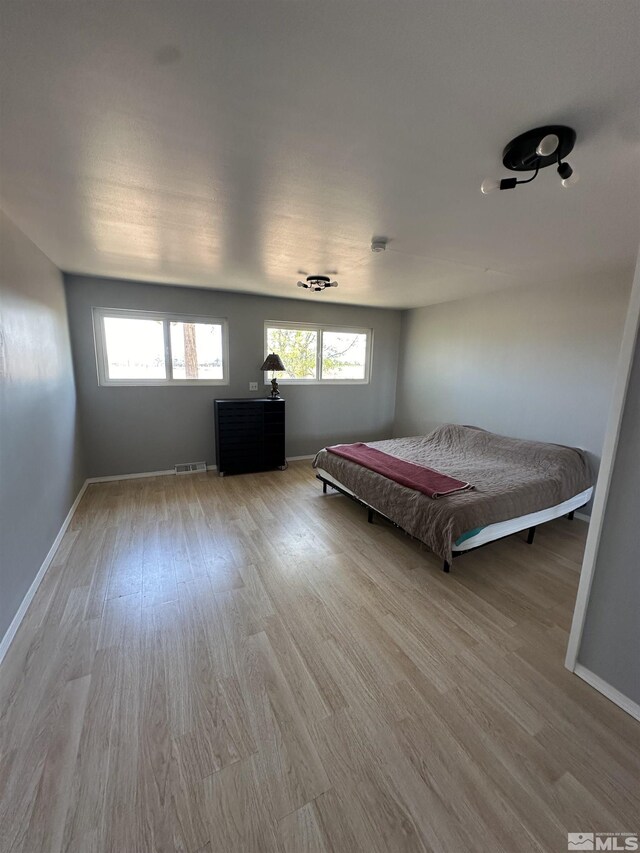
[[93, 307, 230, 387], [264, 320, 372, 385]]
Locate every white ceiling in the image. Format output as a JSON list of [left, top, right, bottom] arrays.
[[1, 1, 639, 308]]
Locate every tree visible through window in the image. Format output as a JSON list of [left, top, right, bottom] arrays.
[[267, 328, 318, 379], [265, 324, 370, 382], [170, 321, 223, 380], [184, 324, 198, 378]]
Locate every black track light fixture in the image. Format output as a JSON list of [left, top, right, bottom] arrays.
[[481, 125, 578, 194]]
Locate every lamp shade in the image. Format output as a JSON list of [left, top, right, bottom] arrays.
[[260, 353, 285, 372]]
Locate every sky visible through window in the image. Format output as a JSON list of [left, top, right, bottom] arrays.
[[322, 331, 367, 379], [104, 317, 166, 379], [103, 316, 223, 380]]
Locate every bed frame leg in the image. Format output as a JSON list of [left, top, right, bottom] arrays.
[[527, 526, 536, 545], [322, 481, 327, 494], [567, 510, 574, 520], [367, 507, 374, 524], [443, 560, 450, 573]]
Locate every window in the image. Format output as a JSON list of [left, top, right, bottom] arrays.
[[265, 322, 371, 384], [93, 308, 228, 386]]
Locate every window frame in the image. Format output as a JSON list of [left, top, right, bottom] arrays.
[[93, 307, 230, 387], [264, 320, 372, 385]]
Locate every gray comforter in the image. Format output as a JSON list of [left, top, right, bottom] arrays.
[[313, 424, 593, 562]]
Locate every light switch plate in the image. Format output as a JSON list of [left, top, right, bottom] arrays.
[[249, 381, 258, 391]]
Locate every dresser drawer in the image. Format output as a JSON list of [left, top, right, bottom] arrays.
[[214, 398, 285, 475]]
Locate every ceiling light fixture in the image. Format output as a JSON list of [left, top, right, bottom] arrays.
[[557, 161, 579, 188], [296, 274, 339, 292], [536, 133, 559, 157], [481, 125, 578, 194]]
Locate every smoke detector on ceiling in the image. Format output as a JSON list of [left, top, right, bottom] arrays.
[[296, 274, 338, 292], [371, 238, 387, 253]]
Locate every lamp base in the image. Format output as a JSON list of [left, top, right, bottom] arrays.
[[270, 377, 280, 399]]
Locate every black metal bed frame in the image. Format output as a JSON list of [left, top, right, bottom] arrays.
[[316, 474, 577, 573]]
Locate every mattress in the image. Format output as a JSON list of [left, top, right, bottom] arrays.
[[316, 467, 592, 554], [313, 424, 594, 561]]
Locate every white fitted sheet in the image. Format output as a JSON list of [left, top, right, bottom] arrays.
[[452, 486, 592, 551]]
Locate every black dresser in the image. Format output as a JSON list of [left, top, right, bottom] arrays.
[[214, 398, 285, 475]]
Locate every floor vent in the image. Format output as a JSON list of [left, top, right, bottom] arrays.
[[174, 461, 207, 475]]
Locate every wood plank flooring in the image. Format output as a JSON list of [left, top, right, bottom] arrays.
[[1, 462, 639, 852]]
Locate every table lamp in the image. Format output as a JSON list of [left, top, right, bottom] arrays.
[[260, 353, 286, 399]]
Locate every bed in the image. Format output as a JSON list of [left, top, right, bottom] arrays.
[[312, 424, 593, 572]]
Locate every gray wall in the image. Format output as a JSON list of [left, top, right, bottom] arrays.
[[394, 276, 631, 487], [0, 211, 86, 641], [578, 318, 640, 704], [65, 275, 402, 477]]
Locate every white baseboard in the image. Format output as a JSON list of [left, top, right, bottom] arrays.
[[0, 480, 89, 666], [87, 465, 218, 483], [0, 456, 308, 665], [573, 663, 640, 722], [87, 459, 313, 482]]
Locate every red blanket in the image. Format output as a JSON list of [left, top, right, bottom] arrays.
[[326, 443, 473, 499]]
